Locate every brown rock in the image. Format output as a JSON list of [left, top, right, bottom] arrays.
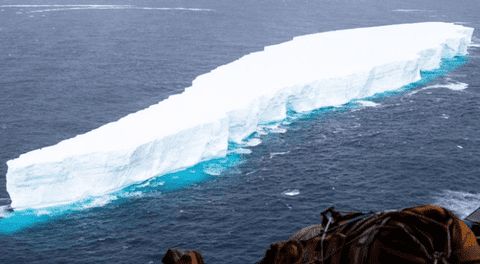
[[162, 248, 205, 264], [162, 205, 480, 264], [256, 205, 480, 264]]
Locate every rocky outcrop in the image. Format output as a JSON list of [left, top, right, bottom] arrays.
[[162, 248, 205, 264], [162, 205, 480, 264]]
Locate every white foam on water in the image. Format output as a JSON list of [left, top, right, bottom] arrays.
[[270, 127, 287, 134], [243, 138, 262, 147], [28, 7, 212, 13], [357, 100, 380, 107], [28, 7, 128, 13], [392, 9, 428, 12], [6, 22, 474, 210], [138, 181, 151, 188], [409, 81, 470, 96], [270, 151, 290, 159], [424, 82, 469, 91], [1, 5, 131, 7], [406, 90, 420, 96], [0, 5, 212, 13], [282, 189, 300, 196], [138, 7, 212, 11], [35, 209, 51, 216], [433, 190, 480, 219], [256, 130, 268, 136], [203, 163, 224, 176], [0, 205, 10, 218], [82, 195, 117, 209], [262, 123, 287, 134], [229, 148, 252, 155], [150, 181, 165, 187], [121, 191, 143, 198]]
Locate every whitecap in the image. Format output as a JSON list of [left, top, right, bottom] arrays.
[[262, 123, 287, 134], [357, 100, 379, 107], [1, 5, 126, 7], [24, 6, 212, 13], [428, 82, 468, 91], [419, 81, 469, 92], [282, 189, 300, 196], [432, 190, 480, 219], [392, 9, 426, 12], [269, 151, 290, 159], [271, 127, 287, 133], [0, 5, 212, 13]]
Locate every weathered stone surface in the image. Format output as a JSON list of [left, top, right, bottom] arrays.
[[256, 205, 480, 264], [162, 248, 205, 264], [162, 205, 480, 264]]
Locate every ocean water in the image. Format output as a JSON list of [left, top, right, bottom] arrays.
[[1, 0, 480, 263]]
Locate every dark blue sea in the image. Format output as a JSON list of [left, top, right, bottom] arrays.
[[1, 0, 479, 263]]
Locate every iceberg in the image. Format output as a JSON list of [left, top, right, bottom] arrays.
[[6, 22, 474, 210]]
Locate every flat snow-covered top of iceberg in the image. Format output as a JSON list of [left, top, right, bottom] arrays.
[[8, 22, 473, 168]]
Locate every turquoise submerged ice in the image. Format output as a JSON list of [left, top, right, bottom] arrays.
[[6, 22, 474, 210]]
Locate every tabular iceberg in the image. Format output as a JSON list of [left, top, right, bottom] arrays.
[[6, 22, 474, 210]]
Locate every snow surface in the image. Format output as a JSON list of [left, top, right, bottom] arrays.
[[6, 22, 474, 209]]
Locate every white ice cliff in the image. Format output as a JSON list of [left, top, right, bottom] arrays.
[[6, 22, 474, 209]]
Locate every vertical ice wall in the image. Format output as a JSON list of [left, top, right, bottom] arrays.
[[6, 22, 474, 209]]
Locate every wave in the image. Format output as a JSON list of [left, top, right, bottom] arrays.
[[408, 81, 469, 96], [433, 190, 480, 219], [392, 9, 431, 12], [0, 5, 213, 13]]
